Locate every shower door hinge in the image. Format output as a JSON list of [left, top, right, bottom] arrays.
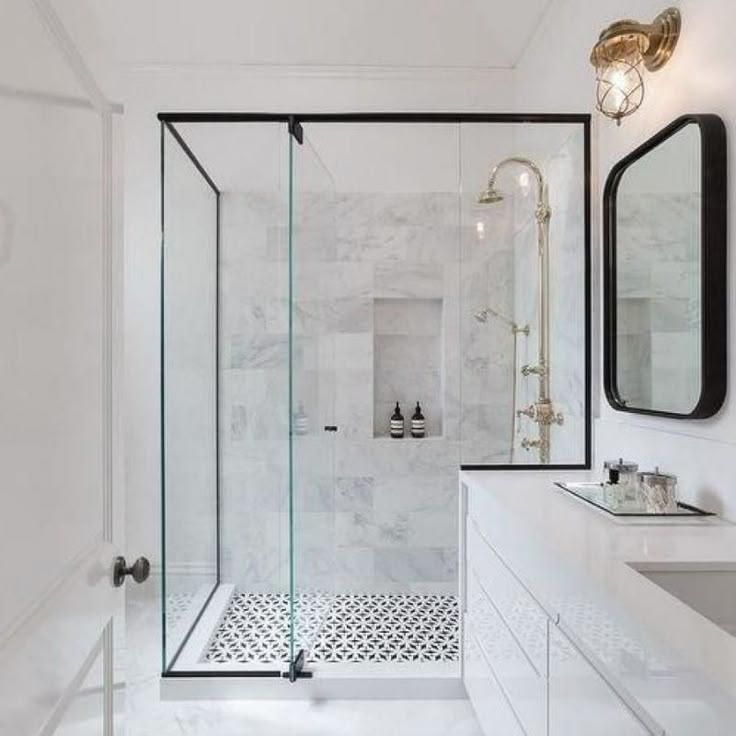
[[283, 648, 313, 682], [288, 116, 304, 145]]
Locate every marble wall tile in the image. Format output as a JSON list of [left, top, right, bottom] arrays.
[[219, 299, 289, 335], [334, 371, 373, 439], [219, 190, 517, 591], [374, 298, 443, 336], [410, 582, 458, 596], [374, 369, 442, 409], [374, 547, 457, 584], [335, 476, 374, 512], [334, 193, 457, 232], [357, 439, 460, 477], [294, 511, 337, 549], [374, 263, 444, 298], [337, 226, 409, 261], [407, 510, 459, 547], [291, 226, 338, 262], [220, 369, 289, 442], [293, 297, 373, 335], [333, 440, 379, 477], [229, 333, 289, 370], [333, 546, 375, 583], [334, 333, 373, 372], [403, 226, 459, 263], [334, 510, 410, 548], [220, 510, 286, 587], [372, 475, 457, 514], [229, 404, 248, 441], [290, 262, 373, 300]]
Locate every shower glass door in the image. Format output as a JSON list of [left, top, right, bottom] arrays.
[[288, 129, 338, 675]]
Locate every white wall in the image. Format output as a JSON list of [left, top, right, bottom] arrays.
[[515, 0, 736, 518]]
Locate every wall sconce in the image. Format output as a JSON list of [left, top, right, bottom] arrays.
[[590, 8, 681, 125]]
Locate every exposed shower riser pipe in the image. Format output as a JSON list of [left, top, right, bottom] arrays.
[[537, 186, 551, 463], [479, 157, 558, 464]]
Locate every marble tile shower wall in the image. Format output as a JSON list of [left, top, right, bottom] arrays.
[[219, 191, 514, 595]]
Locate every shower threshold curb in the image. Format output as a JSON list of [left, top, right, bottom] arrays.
[[160, 673, 467, 700]]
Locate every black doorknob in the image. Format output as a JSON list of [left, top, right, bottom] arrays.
[[113, 556, 151, 587]]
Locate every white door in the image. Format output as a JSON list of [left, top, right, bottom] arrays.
[[0, 1, 131, 734]]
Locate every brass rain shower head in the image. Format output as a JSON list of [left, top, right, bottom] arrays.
[[477, 186, 504, 205]]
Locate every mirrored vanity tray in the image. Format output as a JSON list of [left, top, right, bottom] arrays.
[[554, 482, 715, 517]]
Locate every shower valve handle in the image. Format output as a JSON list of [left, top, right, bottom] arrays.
[[517, 405, 536, 420], [521, 437, 548, 452], [521, 363, 546, 377]]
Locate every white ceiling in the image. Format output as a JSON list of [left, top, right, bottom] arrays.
[[68, 0, 553, 69]]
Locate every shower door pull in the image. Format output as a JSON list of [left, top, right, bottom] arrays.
[[323, 425, 339, 432]]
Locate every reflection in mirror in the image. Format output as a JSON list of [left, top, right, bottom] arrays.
[[604, 114, 727, 419], [615, 123, 701, 414]]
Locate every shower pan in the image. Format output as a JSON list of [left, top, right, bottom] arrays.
[[159, 113, 591, 690]]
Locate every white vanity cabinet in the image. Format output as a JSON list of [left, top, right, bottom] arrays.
[[464, 623, 527, 736], [465, 519, 547, 736], [461, 478, 665, 736], [548, 624, 655, 735]]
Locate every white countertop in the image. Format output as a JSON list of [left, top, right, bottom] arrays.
[[461, 469, 736, 732]]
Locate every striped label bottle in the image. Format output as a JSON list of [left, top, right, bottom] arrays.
[[390, 402, 404, 438]]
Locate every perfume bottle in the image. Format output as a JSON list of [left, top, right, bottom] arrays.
[[294, 402, 308, 436], [411, 402, 426, 438], [390, 402, 404, 438]]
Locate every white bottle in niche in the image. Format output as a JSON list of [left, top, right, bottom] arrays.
[[390, 402, 404, 438], [411, 402, 426, 438], [294, 402, 308, 436]]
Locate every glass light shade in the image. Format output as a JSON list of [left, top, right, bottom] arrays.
[[596, 55, 645, 124], [593, 37, 646, 125]]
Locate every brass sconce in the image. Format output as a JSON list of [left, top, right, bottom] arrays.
[[590, 8, 681, 124]]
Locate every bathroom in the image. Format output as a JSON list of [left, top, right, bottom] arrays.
[[2, 1, 736, 735]]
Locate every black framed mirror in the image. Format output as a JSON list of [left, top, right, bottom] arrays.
[[603, 114, 727, 418]]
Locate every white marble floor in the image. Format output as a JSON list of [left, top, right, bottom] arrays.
[[126, 585, 482, 736], [127, 696, 482, 736]]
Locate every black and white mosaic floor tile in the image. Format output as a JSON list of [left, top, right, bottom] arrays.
[[165, 592, 195, 632], [205, 592, 459, 664]]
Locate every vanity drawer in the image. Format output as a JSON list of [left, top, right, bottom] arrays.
[[549, 624, 663, 736], [466, 564, 546, 736], [464, 623, 526, 736], [466, 516, 549, 676]]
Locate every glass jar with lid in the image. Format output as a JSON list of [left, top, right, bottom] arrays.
[[638, 467, 678, 513], [603, 458, 640, 508]]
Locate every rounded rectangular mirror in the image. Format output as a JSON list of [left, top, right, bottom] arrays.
[[603, 115, 726, 418]]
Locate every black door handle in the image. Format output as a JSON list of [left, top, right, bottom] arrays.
[[113, 556, 151, 587], [323, 425, 338, 432]]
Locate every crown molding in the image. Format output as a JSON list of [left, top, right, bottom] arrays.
[[122, 62, 513, 82]]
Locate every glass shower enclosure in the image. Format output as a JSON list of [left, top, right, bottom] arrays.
[[160, 113, 590, 680]]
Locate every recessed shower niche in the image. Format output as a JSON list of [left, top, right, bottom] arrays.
[[159, 114, 590, 687], [373, 298, 444, 438]]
